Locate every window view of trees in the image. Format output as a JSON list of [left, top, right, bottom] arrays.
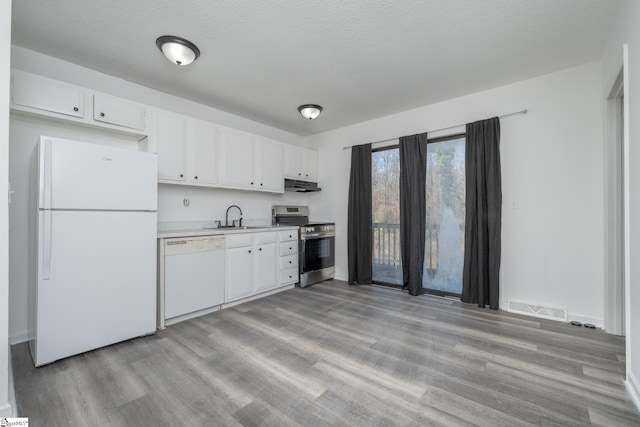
[[424, 137, 465, 294], [372, 147, 402, 284], [371, 136, 466, 293]]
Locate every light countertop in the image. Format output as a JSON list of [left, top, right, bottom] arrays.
[[158, 221, 299, 239]]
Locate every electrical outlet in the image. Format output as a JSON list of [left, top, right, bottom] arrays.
[[182, 198, 190, 209]]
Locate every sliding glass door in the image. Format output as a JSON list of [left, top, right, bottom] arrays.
[[423, 136, 465, 295], [371, 136, 465, 294]]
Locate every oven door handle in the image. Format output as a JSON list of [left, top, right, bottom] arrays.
[[302, 233, 322, 239], [302, 233, 335, 240]]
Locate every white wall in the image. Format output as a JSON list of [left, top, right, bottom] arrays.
[[308, 61, 604, 325], [601, 0, 640, 407], [158, 184, 306, 224], [0, 0, 12, 418], [8, 47, 311, 343]]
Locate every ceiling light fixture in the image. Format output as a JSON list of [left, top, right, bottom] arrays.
[[156, 35, 200, 66], [298, 104, 323, 120]]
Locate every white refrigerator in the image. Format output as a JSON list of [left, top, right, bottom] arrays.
[[29, 136, 158, 366]]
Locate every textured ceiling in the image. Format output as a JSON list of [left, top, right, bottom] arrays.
[[11, 0, 619, 136]]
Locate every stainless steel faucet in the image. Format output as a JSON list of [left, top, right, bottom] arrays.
[[225, 205, 243, 227]]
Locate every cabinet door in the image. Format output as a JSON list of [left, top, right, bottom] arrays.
[[284, 145, 303, 179], [188, 119, 218, 185], [154, 109, 187, 182], [93, 94, 146, 130], [218, 127, 255, 188], [256, 138, 283, 192], [254, 242, 278, 292], [12, 71, 84, 118], [226, 246, 254, 302], [303, 149, 318, 181]]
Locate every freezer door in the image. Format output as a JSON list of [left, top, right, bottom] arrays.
[[38, 136, 157, 211], [32, 210, 157, 366]]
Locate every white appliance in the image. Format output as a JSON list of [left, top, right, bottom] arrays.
[[162, 236, 225, 325], [29, 136, 158, 366]]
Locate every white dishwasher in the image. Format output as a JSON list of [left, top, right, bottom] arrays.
[[163, 236, 225, 325]]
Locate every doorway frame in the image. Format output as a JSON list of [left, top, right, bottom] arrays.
[[604, 45, 630, 338]]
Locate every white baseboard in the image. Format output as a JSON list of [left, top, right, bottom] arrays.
[[9, 329, 29, 345], [626, 370, 640, 412], [222, 284, 294, 309], [0, 344, 16, 417]]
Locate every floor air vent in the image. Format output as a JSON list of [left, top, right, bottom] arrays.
[[507, 300, 567, 322]]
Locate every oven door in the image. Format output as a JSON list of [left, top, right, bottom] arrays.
[[301, 235, 335, 274]]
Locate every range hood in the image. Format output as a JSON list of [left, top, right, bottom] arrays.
[[284, 178, 321, 192]]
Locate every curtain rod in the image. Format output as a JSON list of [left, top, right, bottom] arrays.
[[342, 109, 528, 150]]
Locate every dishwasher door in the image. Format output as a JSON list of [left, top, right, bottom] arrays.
[[164, 236, 225, 321]]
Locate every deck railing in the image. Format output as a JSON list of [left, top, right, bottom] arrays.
[[372, 223, 440, 277]]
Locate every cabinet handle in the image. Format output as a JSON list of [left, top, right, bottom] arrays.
[[180, 174, 184, 178], [73, 107, 79, 112], [289, 261, 292, 264], [289, 247, 292, 250], [305, 174, 309, 177], [194, 176, 198, 180], [248, 250, 252, 253], [251, 182, 254, 185], [298, 173, 301, 176], [289, 275, 292, 279], [260, 183, 263, 186], [259, 248, 262, 251], [99, 112, 105, 117]]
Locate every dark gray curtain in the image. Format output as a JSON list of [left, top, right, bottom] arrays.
[[399, 133, 427, 296], [462, 117, 501, 309], [348, 144, 373, 284]]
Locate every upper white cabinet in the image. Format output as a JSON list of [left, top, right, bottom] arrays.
[[12, 71, 84, 119], [303, 149, 318, 182], [284, 145, 318, 182], [10, 70, 149, 138], [93, 94, 146, 131], [218, 129, 284, 193], [218, 127, 256, 189], [10, 70, 310, 194], [154, 109, 187, 183], [255, 137, 283, 192], [153, 110, 219, 186], [188, 119, 218, 185]]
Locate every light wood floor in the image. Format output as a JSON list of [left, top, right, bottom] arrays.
[[12, 280, 640, 426]]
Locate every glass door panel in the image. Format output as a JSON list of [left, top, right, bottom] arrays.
[[372, 147, 402, 285], [423, 137, 465, 295]]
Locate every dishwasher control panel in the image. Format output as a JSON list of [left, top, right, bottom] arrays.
[[165, 237, 225, 255]]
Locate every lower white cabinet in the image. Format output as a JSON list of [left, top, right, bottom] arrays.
[[226, 244, 254, 301], [225, 230, 297, 303], [278, 230, 299, 285], [225, 231, 279, 302], [254, 232, 278, 292]]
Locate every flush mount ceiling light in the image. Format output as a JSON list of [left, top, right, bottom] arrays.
[[298, 104, 323, 120], [156, 35, 200, 66]]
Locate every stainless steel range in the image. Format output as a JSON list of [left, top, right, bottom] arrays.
[[272, 205, 335, 287]]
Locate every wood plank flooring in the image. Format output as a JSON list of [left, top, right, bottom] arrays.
[[12, 280, 640, 426]]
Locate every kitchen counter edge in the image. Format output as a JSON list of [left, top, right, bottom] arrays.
[[158, 225, 299, 239]]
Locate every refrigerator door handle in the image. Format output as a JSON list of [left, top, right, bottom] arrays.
[[43, 210, 52, 280]]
